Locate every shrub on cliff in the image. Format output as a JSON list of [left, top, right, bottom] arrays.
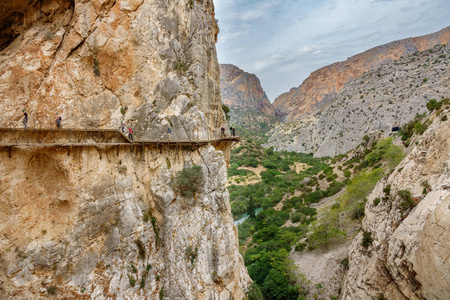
[[222, 104, 231, 121], [398, 189, 416, 210], [173, 165, 204, 198], [426, 99, 441, 111], [362, 231, 373, 248]]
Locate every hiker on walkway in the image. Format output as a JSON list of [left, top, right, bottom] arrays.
[[230, 126, 236, 137], [221, 126, 225, 137], [56, 115, 62, 129], [232, 126, 236, 137], [167, 127, 171, 140], [121, 120, 125, 133], [128, 126, 133, 141], [22, 110, 28, 129]]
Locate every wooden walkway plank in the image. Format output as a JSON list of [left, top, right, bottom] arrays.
[[0, 128, 240, 148]]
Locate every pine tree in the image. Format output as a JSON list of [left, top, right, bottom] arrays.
[[247, 196, 256, 219]]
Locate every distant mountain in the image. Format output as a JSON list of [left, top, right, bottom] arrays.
[[266, 43, 450, 157], [273, 26, 450, 123], [220, 64, 275, 116]]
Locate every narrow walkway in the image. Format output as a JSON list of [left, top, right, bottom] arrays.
[[0, 128, 239, 148]]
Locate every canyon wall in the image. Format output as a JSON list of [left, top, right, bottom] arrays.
[[266, 44, 450, 157], [0, 0, 224, 140], [273, 26, 450, 123], [0, 145, 250, 299], [220, 64, 275, 117], [0, 0, 251, 298], [341, 106, 450, 299]]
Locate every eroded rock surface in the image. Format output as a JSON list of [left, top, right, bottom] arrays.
[[0, 0, 223, 140], [267, 44, 450, 157], [0, 146, 250, 299], [273, 26, 450, 122], [0, 0, 250, 299], [220, 64, 275, 116], [341, 108, 450, 299]]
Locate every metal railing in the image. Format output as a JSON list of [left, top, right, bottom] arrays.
[[0, 127, 239, 148]]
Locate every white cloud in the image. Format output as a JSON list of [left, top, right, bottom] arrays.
[[253, 45, 324, 72], [215, 0, 450, 100]]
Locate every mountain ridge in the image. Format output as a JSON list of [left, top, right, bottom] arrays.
[[273, 26, 450, 122], [266, 43, 450, 157]]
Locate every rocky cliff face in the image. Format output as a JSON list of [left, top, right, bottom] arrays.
[[0, 145, 250, 299], [0, 0, 250, 299], [266, 44, 450, 157], [273, 26, 450, 123], [0, 0, 223, 140], [220, 64, 275, 116], [341, 107, 450, 299]]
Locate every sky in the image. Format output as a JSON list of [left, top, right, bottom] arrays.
[[214, 0, 450, 101]]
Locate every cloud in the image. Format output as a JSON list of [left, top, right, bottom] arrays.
[[253, 45, 324, 72], [215, 0, 450, 100]]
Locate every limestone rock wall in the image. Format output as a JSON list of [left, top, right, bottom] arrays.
[[0, 0, 251, 298], [341, 108, 450, 299], [0, 145, 250, 299], [220, 64, 275, 117], [0, 0, 223, 140], [266, 44, 450, 157]]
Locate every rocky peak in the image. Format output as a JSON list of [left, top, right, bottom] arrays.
[[273, 26, 450, 122], [267, 43, 450, 157], [220, 64, 275, 116]]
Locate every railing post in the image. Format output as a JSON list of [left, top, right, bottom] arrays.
[[208, 127, 210, 145]]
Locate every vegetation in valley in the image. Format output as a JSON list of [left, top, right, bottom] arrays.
[[229, 122, 407, 299], [227, 46, 450, 299]]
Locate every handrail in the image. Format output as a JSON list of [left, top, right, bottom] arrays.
[[0, 128, 239, 147]]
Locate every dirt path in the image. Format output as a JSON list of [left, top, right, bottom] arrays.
[[293, 162, 310, 173], [226, 165, 267, 187], [238, 165, 266, 176]]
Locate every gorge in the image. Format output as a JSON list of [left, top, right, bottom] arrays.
[[1, 0, 449, 299], [220, 27, 449, 300]]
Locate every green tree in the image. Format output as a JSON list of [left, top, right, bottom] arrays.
[[426, 99, 440, 111], [262, 269, 289, 300], [344, 169, 352, 178], [341, 168, 384, 206], [308, 219, 346, 250], [363, 134, 370, 144], [247, 196, 257, 219], [384, 143, 405, 172], [414, 121, 428, 135]]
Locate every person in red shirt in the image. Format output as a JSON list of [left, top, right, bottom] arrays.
[[128, 126, 133, 141]]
